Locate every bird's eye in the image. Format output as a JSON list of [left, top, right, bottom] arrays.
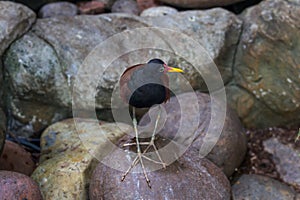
[[159, 67, 165, 72]]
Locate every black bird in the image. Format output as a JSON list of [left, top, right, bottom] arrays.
[[119, 58, 183, 188]]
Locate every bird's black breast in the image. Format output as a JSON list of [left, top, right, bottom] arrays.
[[129, 84, 166, 108], [122, 62, 169, 108]]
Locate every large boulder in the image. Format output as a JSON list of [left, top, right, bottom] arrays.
[[139, 92, 247, 177], [4, 9, 242, 136], [0, 1, 36, 105], [227, 0, 300, 128], [90, 136, 231, 199]]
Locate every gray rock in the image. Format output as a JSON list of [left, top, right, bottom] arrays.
[[31, 119, 131, 199], [227, 0, 300, 128], [140, 6, 178, 17], [139, 92, 247, 177], [4, 9, 241, 135], [232, 174, 297, 200], [263, 137, 300, 189], [111, 0, 139, 15], [159, 0, 244, 8], [4, 33, 71, 137], [0, 1, 36, 56], [4, 33, 71, 107], [0, 109, 6, 155], [38, 2, 78, 18]]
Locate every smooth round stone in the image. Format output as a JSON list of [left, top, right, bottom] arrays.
[[38, 2, 78, 18], [226, 0, 300, 128], [139, 92, 247, 177], [111, 0, 140, 15], [140, 6, 178, 17], [0, 170, 42, 200], [89, 137, 231, 199]]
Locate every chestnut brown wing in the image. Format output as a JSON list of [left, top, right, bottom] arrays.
[[119, 64, 145, 102]]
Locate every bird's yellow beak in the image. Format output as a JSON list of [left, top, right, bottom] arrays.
[[165, 65, 184, 73]]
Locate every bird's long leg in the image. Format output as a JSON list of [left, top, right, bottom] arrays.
[[121, 107, 151, 188], [143, 105, 166, 168]]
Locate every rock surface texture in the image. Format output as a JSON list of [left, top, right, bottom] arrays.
[[232, 174, 297, 200], [227, 0, 300, 128]]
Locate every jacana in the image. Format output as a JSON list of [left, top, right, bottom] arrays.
[[119, 58, 183, 188]]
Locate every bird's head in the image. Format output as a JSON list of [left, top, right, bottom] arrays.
[[148, 58, 184, 74]]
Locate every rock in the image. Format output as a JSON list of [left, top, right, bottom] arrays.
[[31, 118, 131, 199], [77, 1, 105, 14], [0, 170, 42, 200], [3, 32, 68, 106], [263, 138, 300, 189], [159, 0, 244, 8], [8, 99, 70, 137], [111, 0, 139, 15], [140, 6, 178, 17], [90, 137, 231, 199], [0, 109, 5, 154], [38, 2, 78, 18], [0, 141, 35, 176], [139, 92, 247, 177], [137, 0, 160, 12], [94, 0, 116, 9], [232, 174, 297, 200], [0, 1, 36, 56], [227, 0, 300, 128], [4, 32, 71, 137], [5, 9, 241, 135]]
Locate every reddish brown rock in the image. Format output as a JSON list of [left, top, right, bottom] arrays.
[[0, 170, 42, 200], [78, 1, 105, 14], [89, 137, 231, 199], [0, 141, 36, 176], [139, 92, 247, 177]]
